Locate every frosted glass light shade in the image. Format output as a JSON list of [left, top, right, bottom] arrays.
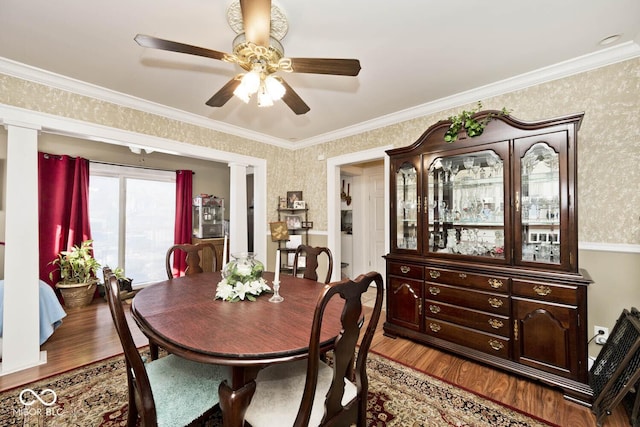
[[240, 71, 261, 94], [265, 76, 285, 100]]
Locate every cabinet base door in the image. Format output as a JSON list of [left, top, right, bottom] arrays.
[[513, 298, 579, 379], [387, 277, 422, 331]]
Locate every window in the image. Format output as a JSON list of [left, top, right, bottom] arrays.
[[89, 163, 175, 286]]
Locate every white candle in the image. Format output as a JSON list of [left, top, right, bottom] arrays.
[[274, 249, 280, 283], [222, 234, 228, 268]]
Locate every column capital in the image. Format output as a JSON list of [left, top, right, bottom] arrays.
[[3, 119, 42, 131], [228, 162, 249, 169]]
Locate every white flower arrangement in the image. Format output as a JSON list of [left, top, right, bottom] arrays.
[[216, 252, 271, 302], [215, 277, 272, 302]]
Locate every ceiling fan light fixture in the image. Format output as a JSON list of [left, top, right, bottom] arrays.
[[257, 84, 274, 107], [233, 77, 252, 103], [240, 70, 261, 94], [265, 75, 285, 100]]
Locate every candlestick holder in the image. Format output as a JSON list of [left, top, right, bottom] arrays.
[[269, 280, 284, 303]]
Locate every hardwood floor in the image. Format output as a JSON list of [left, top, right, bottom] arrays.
[[0, 298, 629, 427]]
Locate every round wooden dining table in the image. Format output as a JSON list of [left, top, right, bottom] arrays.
[[130, 271, 344, 427]]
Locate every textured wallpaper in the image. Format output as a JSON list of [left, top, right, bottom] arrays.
[[294, 58, 640, 244], [1, 57, 638, 244]]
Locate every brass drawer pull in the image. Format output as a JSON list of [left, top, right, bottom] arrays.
[[488, 278, 503, 289], [488, 318, 504, 329], [533, 285, 552, 296], [489, 339, 504, 351], [400, 265, 411, 274], [488, 297, 504, 308], [429, 270, 441, 279], [429, 304, 441, 314], [429, 323, 441, 333], [429, 286, 441, 296], [458, 273, 467, 279]]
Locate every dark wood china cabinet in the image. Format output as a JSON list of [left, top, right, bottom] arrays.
[[385, 111, 592, 404]]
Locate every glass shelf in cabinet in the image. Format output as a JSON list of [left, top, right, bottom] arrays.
[[449, 221, 504, 227], [451, 176, 504, 187], [522, 219, 560, 226], [523, 172, 560, 184]]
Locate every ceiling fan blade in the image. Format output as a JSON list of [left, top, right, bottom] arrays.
[[206, 78, 242, 107], [135, 34, 228, 61], [240, 0, 271, 46], [289, 58, 361, 76], [280, 79, 310, 115]]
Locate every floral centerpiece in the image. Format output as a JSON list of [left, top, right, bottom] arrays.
[[215, 252, 272, 302]]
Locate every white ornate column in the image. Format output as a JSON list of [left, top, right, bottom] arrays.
[[1, 122, 44, 375], [228, 162, 248, 255]]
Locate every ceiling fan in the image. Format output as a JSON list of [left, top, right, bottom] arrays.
[[134, 0, 361, 115]]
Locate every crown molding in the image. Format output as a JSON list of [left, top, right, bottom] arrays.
[[294, 41, 640, 149], [1, 40, 639, 150], [0, 57, 290, 149]]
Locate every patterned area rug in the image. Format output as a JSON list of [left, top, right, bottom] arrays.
[[0, 351, 555, 426]]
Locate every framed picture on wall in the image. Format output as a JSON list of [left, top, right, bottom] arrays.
[[285, 215, 302, 230], [287, 191, 303, 208], [270, 221, 289, 241], [292, 200, 306, 209]]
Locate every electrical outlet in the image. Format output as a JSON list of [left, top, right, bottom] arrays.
[[594, 326, 609, 345]]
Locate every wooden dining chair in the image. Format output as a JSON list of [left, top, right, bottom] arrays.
[[292, 244, 334, 284], [102, 267, 226, 427], [165, 242, 217, 279], [244, 271, 384, 427]]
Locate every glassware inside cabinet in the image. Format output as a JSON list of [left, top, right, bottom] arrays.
[[395, 163, 418, 250], [427, 150, 505, 258], [520, 143, 560, 264]]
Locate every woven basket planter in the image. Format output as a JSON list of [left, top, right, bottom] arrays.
[[56, 281, 97, 309]]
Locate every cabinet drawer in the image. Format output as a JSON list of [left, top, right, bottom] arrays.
[[512, 279, 578, 305], [424, 319, 510, 358], [425, 283, 510, 315], [425, 300, 510, 337], [425, 268, 509, 293], [388, 261, 423, 280]]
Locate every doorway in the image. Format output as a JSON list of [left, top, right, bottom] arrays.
[[327, 146, 392, 282], [339, 162, 385, 280]]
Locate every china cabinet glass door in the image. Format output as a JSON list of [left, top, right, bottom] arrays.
[[426, 146, 507, 261], [394, 161, 420, 252], [514, 132, 569, 269]]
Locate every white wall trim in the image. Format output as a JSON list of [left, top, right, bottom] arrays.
[[327, 145, 393, 282], [0, 102, 268, 290], [2, 40, 638, 149], [579, 242, 640, 254]]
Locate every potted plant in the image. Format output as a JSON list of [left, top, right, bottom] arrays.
[[113, 267, 133, 292], [444, 102, 511, 143], [50, 239, 101, 308]]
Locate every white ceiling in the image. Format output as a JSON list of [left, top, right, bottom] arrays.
[[1, 0, 639, 147]]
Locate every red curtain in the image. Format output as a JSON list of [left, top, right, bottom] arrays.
[[38, 153, 92, 292], [172, 170, 193, 277]]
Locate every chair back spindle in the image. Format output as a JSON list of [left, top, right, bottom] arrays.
[[165, 242, 217, 279], [292, 245, 333, 284]]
